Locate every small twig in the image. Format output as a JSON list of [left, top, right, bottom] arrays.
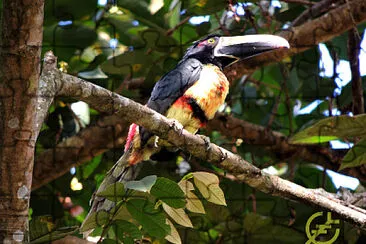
[[214, 13, 230, 36], [280, 64, 293, 135], [248, 77, 281, 91], [244, 5, 259, 33], [166, 16, 190, 36], [267, 78, 284, 129], [248, 193, 257, 213], [348, 29, 364, 115], [322, 167, 327, 189], [281, 0, 315, 5]]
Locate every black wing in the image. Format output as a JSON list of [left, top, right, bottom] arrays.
[[147, 58, 202, 113], [139, 58, 202, 144]]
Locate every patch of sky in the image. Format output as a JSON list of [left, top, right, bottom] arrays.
[[98, 0, 107, 6], [189, 15, 210, 25], [271, 0, 282, 8], [109, 38, 118, 49], [58, 20, 73, 26], [327, 169, 359, 190]]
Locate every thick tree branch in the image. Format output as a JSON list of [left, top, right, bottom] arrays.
[[225, 0, 366, 80], [32, 115, 129, 190], [40, 52, 366, 229], [292, 0, 339, 27], [0, 0, 45, 242]]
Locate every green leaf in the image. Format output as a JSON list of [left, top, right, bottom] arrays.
[[150, 177, 186, 208], [80, 211, 110, 232], [113, 203, 134, 221], [340, 139, 366, 170], [162, 203, 193, 228], [124, 175, 157, 192], [290, 114, 366, 144], [126, 199, 170, 238], [96, 182, 125, 202], [113, 220, 142, 243]]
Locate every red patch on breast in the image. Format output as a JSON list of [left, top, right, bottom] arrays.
[[172, 96, 193, 110], [125, 123, 138, 152]]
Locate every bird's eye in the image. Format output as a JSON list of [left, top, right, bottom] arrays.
[[207, 38, 215, 44]]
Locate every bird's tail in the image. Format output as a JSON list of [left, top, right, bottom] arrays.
[[80, 146, 142, 235], [81, 123, 162, 235]]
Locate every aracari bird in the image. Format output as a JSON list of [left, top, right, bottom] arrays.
[[81, 34, 289, 233]]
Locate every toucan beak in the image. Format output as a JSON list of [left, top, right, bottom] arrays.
[[214, 34, 290, 67]]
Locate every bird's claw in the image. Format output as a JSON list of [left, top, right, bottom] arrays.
[[198, 134, 211, 150], [154, 137, 159, 148], [170, 119, 184, 135]]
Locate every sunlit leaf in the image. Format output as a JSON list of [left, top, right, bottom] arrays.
[[178, 180, 205, 214], [186, 191, 205, 214], [290, 115, 366, 144], [162, 203, 193, 228], [206, 184, 227, 206], [165, 219, 182, 244]]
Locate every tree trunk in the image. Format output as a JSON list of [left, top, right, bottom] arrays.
[[0, 0, 44, 243]]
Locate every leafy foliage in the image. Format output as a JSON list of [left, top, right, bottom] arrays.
[[81, 172, 226, 242]]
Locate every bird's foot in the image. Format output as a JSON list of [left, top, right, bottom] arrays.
[[198, 134, 211, 150], [170, 119, 184, 135]]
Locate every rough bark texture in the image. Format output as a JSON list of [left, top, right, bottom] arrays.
[[0, 0, 44, 243]]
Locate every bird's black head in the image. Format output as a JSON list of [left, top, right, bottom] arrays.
[[183, 34, 290, 69]]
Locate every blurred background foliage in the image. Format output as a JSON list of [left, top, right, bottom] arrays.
[[27, 0, 366, 243]]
